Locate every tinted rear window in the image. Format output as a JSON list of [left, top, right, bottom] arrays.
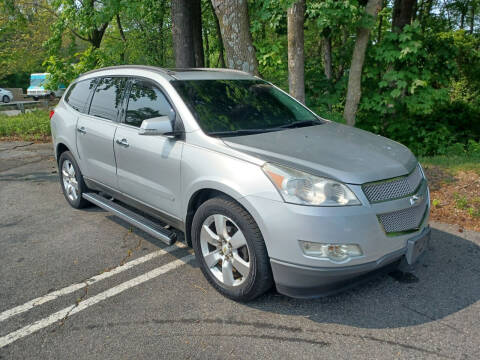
[[65, 79, 97, 112], [89, 77, 127, 121], [171, 80, 318, 134]]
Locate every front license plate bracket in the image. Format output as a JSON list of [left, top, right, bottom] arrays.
[[405, 228, 430, 265]]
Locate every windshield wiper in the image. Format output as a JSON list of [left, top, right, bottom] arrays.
[[208, 128, 278, 137], [208, 119, 323, 137], [276, 119, 323, 129]]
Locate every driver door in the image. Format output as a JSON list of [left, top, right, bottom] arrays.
[[113, 79, 184, 219]]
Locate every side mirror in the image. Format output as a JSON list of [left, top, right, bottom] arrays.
[[138, 116, 173, 136]]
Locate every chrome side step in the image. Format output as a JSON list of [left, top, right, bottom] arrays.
[[82, 192, 176, 245]]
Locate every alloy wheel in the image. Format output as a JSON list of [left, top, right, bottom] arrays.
[[199, 214, 251, 286], [62, 160, 79, 202]]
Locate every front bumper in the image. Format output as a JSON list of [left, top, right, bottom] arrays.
[[271, 226, 430, 298], [241, 177, 430, 298]]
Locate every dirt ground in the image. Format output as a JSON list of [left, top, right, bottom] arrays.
[[425, 166, 480, 232]]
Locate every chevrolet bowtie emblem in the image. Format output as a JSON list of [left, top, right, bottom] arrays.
[[409, 195, 421, 206]]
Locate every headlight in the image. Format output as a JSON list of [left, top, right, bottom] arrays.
[[299, 241, 363, 262], [262, 163, 360, 206]]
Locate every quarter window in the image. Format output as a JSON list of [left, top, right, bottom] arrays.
[[125, 81, 173, 128], [89, 77, 127, 121], [65, 79, 97, 113]]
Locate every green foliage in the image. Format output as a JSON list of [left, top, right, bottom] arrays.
[[250, 0, 289, 88], [0, 0, 51, 82], [0, 110, 51, 140], [454, 193, 469, 210], [1, 0, 479, 160]]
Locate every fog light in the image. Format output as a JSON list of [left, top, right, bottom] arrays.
[[299, 241, 363, 262]]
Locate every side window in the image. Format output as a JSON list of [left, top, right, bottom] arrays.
[[89, 77, 127, 121], [65, 79, 97, 113], [125, 80, 173, 128]]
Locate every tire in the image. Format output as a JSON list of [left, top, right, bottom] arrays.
[[58, 151, 90, 209], [191, 196, 273, 301], [49, 93, 55, 100], [2, 95, 10, 103], [33, 96, 39, 101]]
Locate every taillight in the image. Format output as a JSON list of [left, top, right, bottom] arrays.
[[49, 110, 55, 119]]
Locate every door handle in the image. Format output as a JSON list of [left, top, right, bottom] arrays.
[[116, 138, 129, 148], [76, 126, 87, 134]]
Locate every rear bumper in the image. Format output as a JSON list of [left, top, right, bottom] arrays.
[[271, 226, 430, 298]]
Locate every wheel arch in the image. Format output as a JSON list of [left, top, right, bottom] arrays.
[[184, 187, 265, 248], [56, 142, 70, 163]]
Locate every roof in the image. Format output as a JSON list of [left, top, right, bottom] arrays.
[[80, 65, 256, 81], [30, 73, 50, 78]]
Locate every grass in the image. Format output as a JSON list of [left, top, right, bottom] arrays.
[[0, 110, 51, 141], [420, 153, 480, 174]]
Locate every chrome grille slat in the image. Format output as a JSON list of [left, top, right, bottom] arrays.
[[378, 200, 428, 233], [362, 164, 423, 203]]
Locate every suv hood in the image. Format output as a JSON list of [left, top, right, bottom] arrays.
[[223, 122, 417, 184]]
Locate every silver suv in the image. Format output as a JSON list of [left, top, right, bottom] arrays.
[[51, 66, 430, 301]]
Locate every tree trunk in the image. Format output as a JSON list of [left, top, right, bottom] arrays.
[[322, 35, 333, 81], [171, 0, 195, 68], [343, 0, 382, 126], [392, 0, 417, 33], [211, 0, 259, 75], [89, 22, 109, 49], [287, 0, 305, 103], [204, 22, 210, 67], [210, 0, 226, 68], [470, 5, 475, 34], [420, 0, 434, 31], [192, 0, 204, 67], [116, 14, 126, 63]]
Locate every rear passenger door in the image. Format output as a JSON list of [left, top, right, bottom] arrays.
[[114, 78, 184, 218], [76, 77, 126, 189]]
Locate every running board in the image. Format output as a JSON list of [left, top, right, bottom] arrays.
[[82, 192, 176, 245]]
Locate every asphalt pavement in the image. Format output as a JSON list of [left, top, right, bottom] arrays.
[[0, 141, 479, 359]]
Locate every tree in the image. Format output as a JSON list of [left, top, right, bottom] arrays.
[[287, 0, 305, 103], [210, 0, 226, 67], [48, 0, 120, 50], [192, 0, 205, 67], [171, 0, 195, 67], [0, 0, 51, 80], [392, 0, 417, 32], [211, 0, 259, 75], [343, 0, 382, 126]]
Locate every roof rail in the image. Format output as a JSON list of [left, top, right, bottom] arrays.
[[80, 65, 173, 77], [167, 67, 252, 75], [79, 65, 254, 80]]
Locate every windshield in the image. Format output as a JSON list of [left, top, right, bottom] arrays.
[[171, 79, 321, 136], [30, 78, 45, 87]]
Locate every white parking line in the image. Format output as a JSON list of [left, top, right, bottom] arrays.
[[0, 254, 195, 348], [0, 242, 187, 322]]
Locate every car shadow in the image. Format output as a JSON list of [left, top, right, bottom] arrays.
[[101, 213, 199, 269], [247, 226, 480, 329], [96, 211, 479, 330]]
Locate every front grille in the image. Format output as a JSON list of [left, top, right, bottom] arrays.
[[362, 164, 423, 203], [378, 200, 428, 233]]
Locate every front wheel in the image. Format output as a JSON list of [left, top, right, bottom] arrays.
[[2, 95, 10, 103], [191, 196, 273, 301], [58, 151, 90, 209]]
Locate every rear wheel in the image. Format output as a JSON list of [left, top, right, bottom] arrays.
[[191, 196, 272, 301], [58, 151, 90, 209], [2, 95, 10, 103]]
